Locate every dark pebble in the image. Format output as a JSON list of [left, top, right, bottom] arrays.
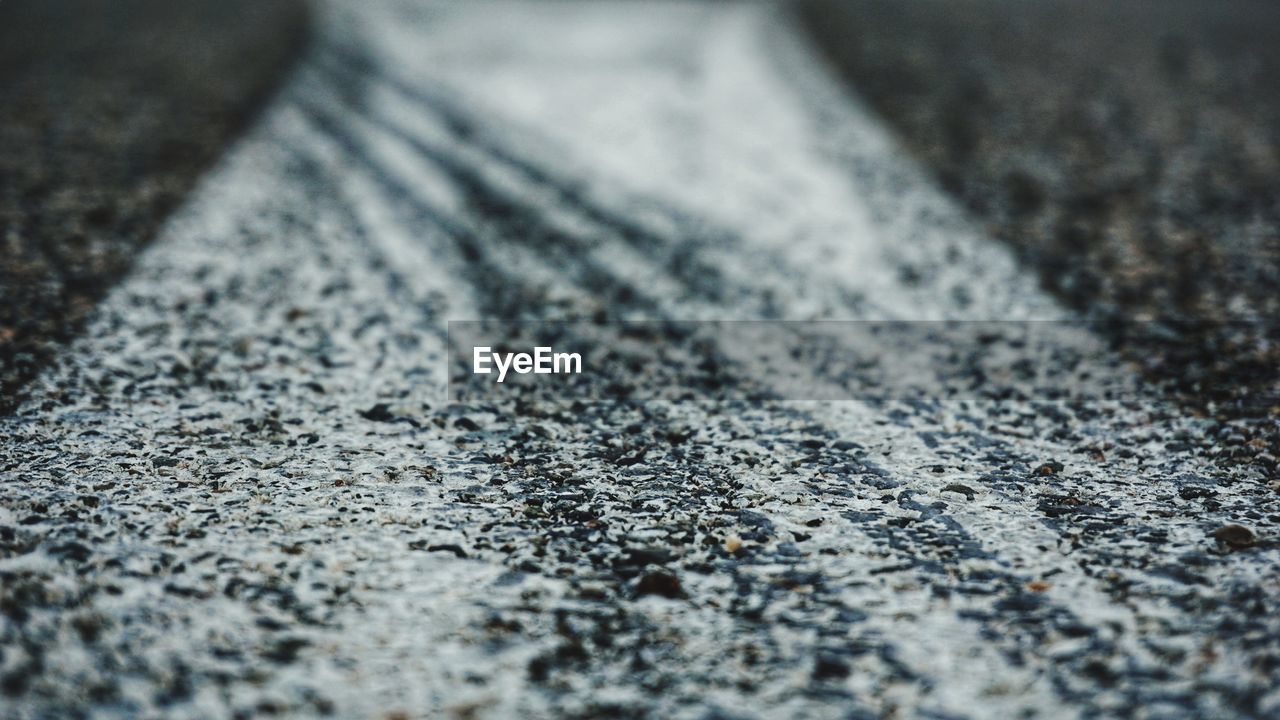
[[634, 570, 684, 599], [1211, 524, 1256, 550], [1031, 461, 1064, 477], [813, 653, 852, 681], [359, 403, 395, 423], [261, 637, 310, 664], [941, 483, 977, 500]]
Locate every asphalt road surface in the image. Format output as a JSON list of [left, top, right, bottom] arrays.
[[798, 0, 1280, 470], [0, 0, 309, 410], [2, 2, 1278, 719]]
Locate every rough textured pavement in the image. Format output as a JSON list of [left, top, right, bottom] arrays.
[[0, 0, 309, 413], [2, 2, 1278, 718], [798, 0, 1280, 471]]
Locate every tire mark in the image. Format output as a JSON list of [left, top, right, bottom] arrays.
[[297, 95, 1122, 713]]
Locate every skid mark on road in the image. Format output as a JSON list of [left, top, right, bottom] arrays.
[[3, 2, 1277, 719]]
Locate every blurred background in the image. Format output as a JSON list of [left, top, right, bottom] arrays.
[[800, 0, 1280, 451], [0, 0, 309, 410], [1, 0, 1276, 467]]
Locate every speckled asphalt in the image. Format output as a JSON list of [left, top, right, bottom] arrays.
[[2, 2, 1277, 718]]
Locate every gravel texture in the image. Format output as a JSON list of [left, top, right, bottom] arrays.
[[2, 2, 1278, 718], [0, 0, 309, 413], [797, 0, 1280, 474]]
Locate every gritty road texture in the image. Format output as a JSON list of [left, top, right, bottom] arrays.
[[2, 2, 1279, 719], [0, 0, 309, 413], [797, 0, 1280, 473]]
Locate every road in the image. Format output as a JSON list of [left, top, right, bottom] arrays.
[[2, 2, 1277, 718]]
